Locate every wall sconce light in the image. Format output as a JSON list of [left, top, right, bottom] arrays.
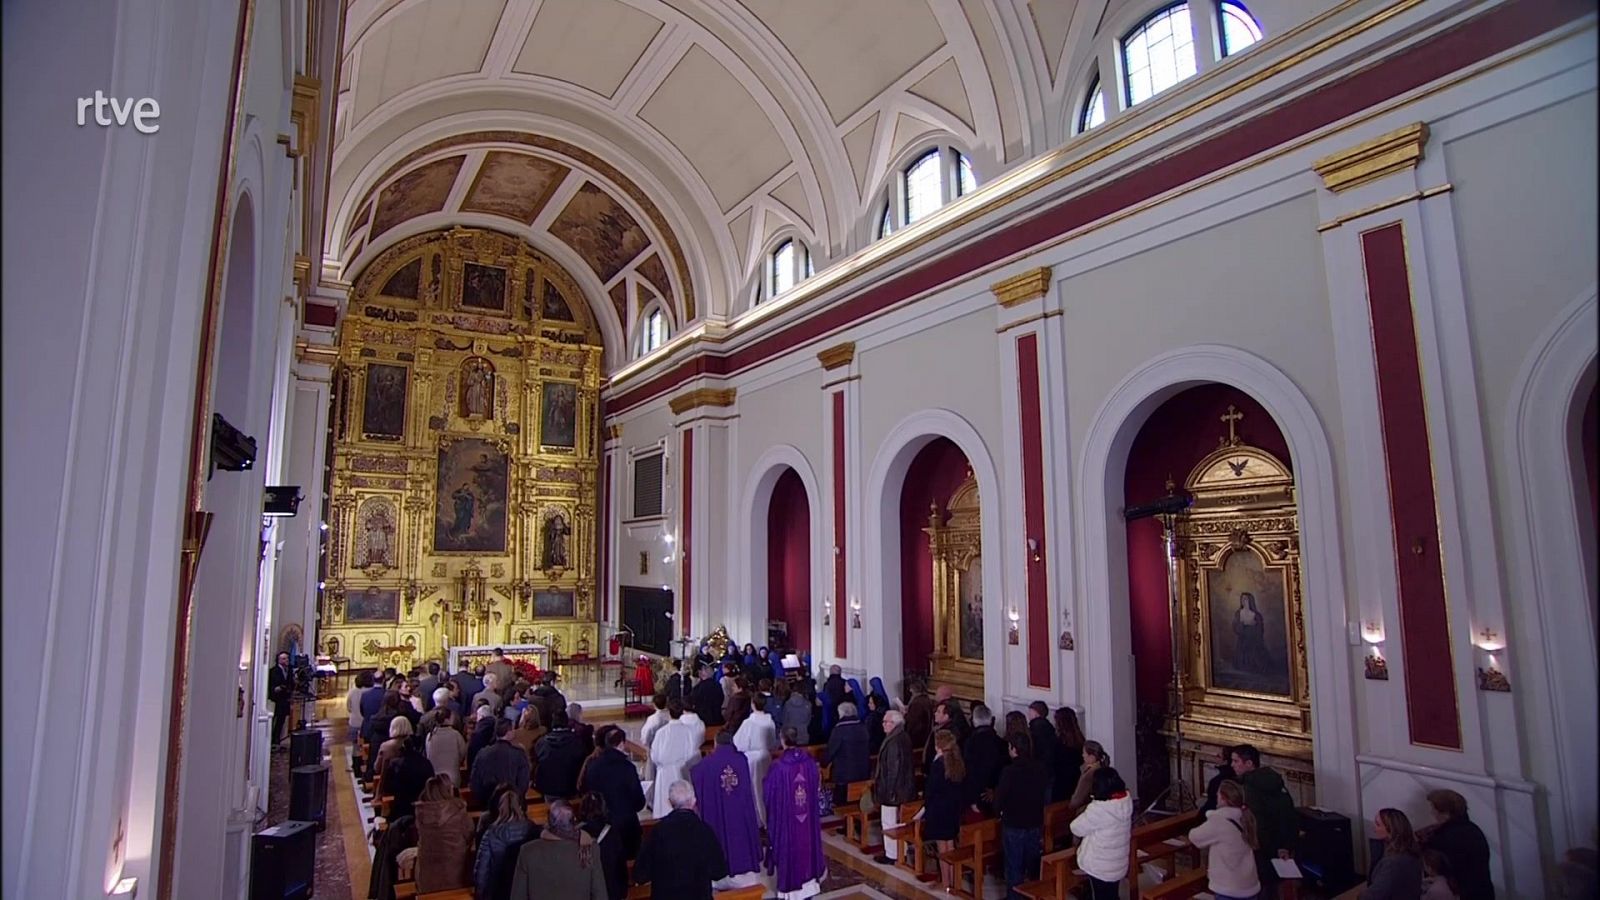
[[1475, 626, 1510, 692], [112, 876, 138, 897], [1361, 620, 1388, 680], [663, 532, 675, 544], [850, 596, 862, 629], [1027, 538, 1042, 563], [1059, 610, 1075, 651], [1007, 606, 1021, 645], [822, 596, 832, 627]]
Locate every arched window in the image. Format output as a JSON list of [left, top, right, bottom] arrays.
[[878, 145, 978, 240], [639, 305, 668, 356], [1080, 76, 1107, 132], [770, 239, 797, 297], [1219, 0, 1263, 55], [760, 236, 812, 304], [1122, 2, 1197, 107], [903, 149, 943, 225]]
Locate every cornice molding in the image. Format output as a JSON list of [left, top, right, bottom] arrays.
[[1311, 122, 1429, 193], [668, 387, 737, 415], [603, 424, 622, 441], [295, 339, 340, 366], [991, 267, 1053, 308], [817, 341, 856, 370]]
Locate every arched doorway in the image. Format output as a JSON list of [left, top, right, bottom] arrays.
[[899, 438, 979, 696], [1122, 384, 1296, 805], [767, 467, 812, 654]]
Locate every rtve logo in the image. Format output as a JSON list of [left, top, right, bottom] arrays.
[[77, 91, 161, 134]]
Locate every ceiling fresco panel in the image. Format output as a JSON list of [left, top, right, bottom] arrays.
[[369, 155, 466, 237], [549, 181, 652, 283], [460, 151, 570, 224]]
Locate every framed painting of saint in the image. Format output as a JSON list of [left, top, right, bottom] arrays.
[[361, 363, 408, 439], [957, 557, 984, 659], [533, 589, 575, 618], [461, 262, 508, 312], [540, 381, 578, 449], [433, 437, 509, 553], [347, 587, 399, 623], [1205, 549, 1293, 696]]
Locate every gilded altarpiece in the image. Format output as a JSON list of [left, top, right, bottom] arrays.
[[925, 474, 985, 699], [1167, 434, 1316, 806], [320, 227, 603, 670]]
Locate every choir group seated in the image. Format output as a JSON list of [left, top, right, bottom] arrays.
[[345, 645, 1503, 900]]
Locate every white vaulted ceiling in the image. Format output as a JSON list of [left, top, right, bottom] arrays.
[[327, 0, 1124, 335]]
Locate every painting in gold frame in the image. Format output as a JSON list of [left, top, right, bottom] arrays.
[[925, 472, 985, 698]]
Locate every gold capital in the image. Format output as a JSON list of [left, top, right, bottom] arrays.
[[817, 342, 855, 371], [991, 267, 1052, 308], [1312, 123, 1429, 193], [667, 387, 737, 415]]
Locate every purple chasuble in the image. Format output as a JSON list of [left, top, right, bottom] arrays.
[[691, 744, 763, 876], [762, 748, 827, 891]]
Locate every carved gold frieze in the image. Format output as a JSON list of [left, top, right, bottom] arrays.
[[1312, 122, 1430, 193], [668, 387, 737, 414], [990, 266, 1053, 308], [817, 342, 856, 371]]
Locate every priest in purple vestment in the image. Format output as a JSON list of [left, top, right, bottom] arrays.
[[762, 726, 827, 900], [690, 731, 763, 883]]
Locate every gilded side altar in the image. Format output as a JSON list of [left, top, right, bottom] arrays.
[[318, 227, 603, 669]]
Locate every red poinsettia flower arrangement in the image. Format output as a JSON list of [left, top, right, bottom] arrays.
[[511, 659, 543, 684]]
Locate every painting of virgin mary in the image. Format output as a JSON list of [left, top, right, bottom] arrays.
[[1205, 550, 1292, 696]]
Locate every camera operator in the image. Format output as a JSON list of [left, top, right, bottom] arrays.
[[268, 650, 296, 749]]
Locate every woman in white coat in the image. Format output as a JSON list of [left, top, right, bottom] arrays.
[[1187, 780, 1262, 900], [1068, 766, 1134, 899], [731, 692, 779, 824]]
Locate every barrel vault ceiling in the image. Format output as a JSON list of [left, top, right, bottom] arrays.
[[327, 0, 1123, 338]]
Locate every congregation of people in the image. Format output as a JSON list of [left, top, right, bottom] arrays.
[[342, 644, 1510, 900]]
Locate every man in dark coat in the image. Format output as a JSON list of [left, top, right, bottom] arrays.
[[534, 710, 588, 799], [872, 709, 917, 865], [1199, 748, 1239, 813], [821, 665, 848, 735], [1026, 700, 1058, 779], [690, 664, 726, 726], [1232, 744, 1299, 889], [452, 666, 484, 711], [471, 718, 531, 809], [824, 702, 870, 803], [267, 651, 296, 747], [963, 703, 1010, 811], [904, 682, 934, 751], [532, 672, 567, 722], [384, 736, 435, 821], [633, 780, 729, 900], [416, 661, 441, 711], [1418, 789, 1495, 900], [582, 727, 648, 859]]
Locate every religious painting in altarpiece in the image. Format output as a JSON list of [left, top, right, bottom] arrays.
[[924, 473, 985, 700], [1169, 429, 1315, 805], [320, 226, 604, 671]]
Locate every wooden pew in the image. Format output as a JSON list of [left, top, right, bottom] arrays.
[[939, 817, 1000, 900], [1015, 846, 1080, 900], [833, 781, 878, 853], [416, 890, 474, 900], [1128, 810, 1202, 898], [1039, 800, 1073, 853], [712, 887, 764, 900], [880, 800, 932, 880], [1142, 867, 1209, 899]]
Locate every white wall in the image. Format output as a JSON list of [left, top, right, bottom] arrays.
[[601, 13, 1598, 896], [2, 0, 315, 896]]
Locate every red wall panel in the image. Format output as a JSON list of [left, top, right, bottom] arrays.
[[681, 430, 693, 636], [832, 392, 847, 658], [1016, 334, 1052, 687]]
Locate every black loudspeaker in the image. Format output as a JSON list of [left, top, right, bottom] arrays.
[[289, 764, 329, 831], [250, 820, 315, 900], [289, 729, 322, 768], [1296, 806, 1358, 892]]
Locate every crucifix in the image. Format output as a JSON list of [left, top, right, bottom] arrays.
[[1220, 405, 1244, 447], [1478, 626, 1499, 647]]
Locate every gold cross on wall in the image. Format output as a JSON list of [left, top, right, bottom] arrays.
[[1478, 626, 1498, 646], [1221, 405, 1244, 445]]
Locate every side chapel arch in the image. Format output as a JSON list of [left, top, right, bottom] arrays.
[[737, 445, 827, 655], [1074, 345, 1358, 814]]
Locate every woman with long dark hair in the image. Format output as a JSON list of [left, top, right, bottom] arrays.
[[1051, 707, 1086, 802], [920, 729, 968, 890]]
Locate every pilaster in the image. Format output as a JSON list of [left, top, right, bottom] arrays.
[[670, 385, 737, 643], [992, 267, 1073, 704], [819, 342, 864, 673]]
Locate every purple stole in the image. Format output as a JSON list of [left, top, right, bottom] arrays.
[[762, 748, 827, 891], [690, 745, 762, 875]]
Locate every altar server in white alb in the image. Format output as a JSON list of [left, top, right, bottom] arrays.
[[732, 691, 779, 824], [649, 696, 704, 815]]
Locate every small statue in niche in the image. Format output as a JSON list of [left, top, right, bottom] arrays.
[[459, 357, 494, 420], [542, 511, 570, 570], [358, 502, 396, 568]]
